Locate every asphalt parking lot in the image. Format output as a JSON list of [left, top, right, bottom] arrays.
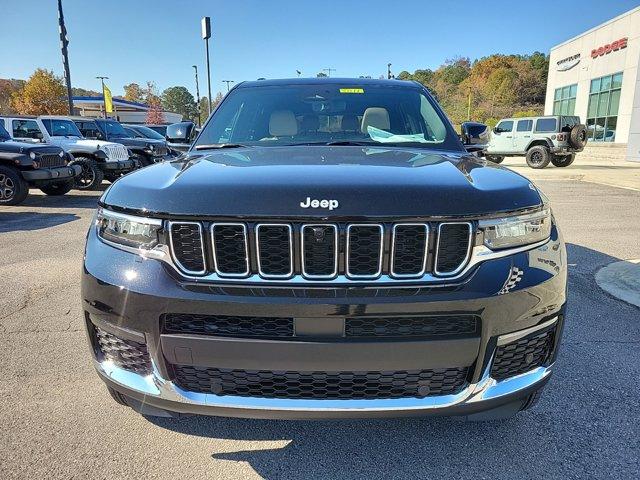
[[1, 176, 639, 479]]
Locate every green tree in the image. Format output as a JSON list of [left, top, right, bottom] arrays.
[[316, 72, 328, 77], [161, 86, 197, 120], [11, 69, 67, 115], [0, 79, 25, 114], [123, 83, 144, 103]]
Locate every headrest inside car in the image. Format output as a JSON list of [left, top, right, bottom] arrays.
[[269, 110, 298, 137], [361, 107, 390, 134]]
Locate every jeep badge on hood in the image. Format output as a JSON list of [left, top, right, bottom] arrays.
[[300, 197, 339, 210]]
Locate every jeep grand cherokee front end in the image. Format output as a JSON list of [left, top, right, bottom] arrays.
[[82, 79, 566, 420]]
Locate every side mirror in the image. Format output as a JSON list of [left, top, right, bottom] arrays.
[[460, 122, 488, 146], [35, 131, 44, 141], [166, 122, 195, 144]]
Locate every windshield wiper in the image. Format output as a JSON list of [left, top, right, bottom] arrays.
[[291, 140, 380, 147], [194, 143, 251, 150]]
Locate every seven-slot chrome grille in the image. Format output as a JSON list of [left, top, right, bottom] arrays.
[[168, 220, 474, 282]]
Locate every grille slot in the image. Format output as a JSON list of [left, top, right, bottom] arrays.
[[391, 224, 428, 277], [172, 366, 469, 399], [435, 222, 473, 275], [491, 327, 556, 380], [256, 224, 293, 278], [169, 222, 206, 274], [163, 314, 294, 338], [211, 223, 249, 277], [37, 153, 65, 168], [346, 224, 383, 278], [301, 224, 338, 278], [345, 315, 479, 338], [92, 326, 151, 375]]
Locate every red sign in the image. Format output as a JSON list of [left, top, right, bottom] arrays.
[[591, 37, 628, 58]]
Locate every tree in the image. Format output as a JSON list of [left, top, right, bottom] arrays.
[[0, 79, 25, 114], [197, 97, 209, 125], [161, 86, 197, 120], [11, 69, 68, 115], [316, 72, 328, 77], [123, 83, 144, 103], [145, 97, 164, 124]]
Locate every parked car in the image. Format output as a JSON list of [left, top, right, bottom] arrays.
[[144, 124, 168, 136], [165, 121, 198, 152], [0, 122, 80, 205], [0, 115, 134, 190], [484, 115, 588, 168], [73, 118, 171, 168], [123, 124, 180, 157], [83, 78, 566, 421]]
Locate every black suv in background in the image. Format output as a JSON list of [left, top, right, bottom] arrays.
[[0, 122, 80, 205], [83, 78, 566, 420], [73, 118, 171, 169]]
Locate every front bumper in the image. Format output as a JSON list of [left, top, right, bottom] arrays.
[[82, 224, 567, 419], [101, 159, 136, 172], [22, 165, 81, 183]]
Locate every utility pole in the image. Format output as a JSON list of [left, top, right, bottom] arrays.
[[387, 63, 392, 79], [192, 65, 201, 127], [323, 68, 336, 77], [96, 76, 108, 119], [201, 17, 212, 115], [222, 80, 234, 92], [57, 0, 73, 115]]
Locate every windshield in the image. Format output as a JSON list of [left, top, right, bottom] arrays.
[[195, 84, 456, 150], [133, 125, 165, 140], [100, 120, 129, 138], [0, 123, 10, 141], [41, 119, 83, 137]]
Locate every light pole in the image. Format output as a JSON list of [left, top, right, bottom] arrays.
[[96, 76, 109, 119], [57, 0, 73, 115], [323, 68, 336, 77], [192, 65, 201, 126], [201, 17, 212, 115], [222, 80, 234, 92]]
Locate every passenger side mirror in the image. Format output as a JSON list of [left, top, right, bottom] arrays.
[[460, 122, 488, 146], [166, 122, 195, 145]]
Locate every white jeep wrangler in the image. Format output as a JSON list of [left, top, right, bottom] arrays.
[[0, 115, 135, 189], [484, 115, 588, 169]]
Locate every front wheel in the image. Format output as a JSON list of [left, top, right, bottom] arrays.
[[0, 165, 29, 205], [70, 157, 104, 190], [39, 179, 74, 195], [526, 146, 551, 169], [485, 155, 504, 164], [551, 154, 575, 168]]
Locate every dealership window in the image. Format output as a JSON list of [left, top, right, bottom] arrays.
[[586, 72, 622, 142], [553, 84, 577, 115]]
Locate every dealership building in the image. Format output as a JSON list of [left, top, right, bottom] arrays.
[[544, 6, 640, 162]]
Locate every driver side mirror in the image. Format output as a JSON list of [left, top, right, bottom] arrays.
[[460, 122, 488, 146]]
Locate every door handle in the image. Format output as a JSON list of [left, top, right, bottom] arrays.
[[506, 135, 512, 138], [524, 135, 531, 138]]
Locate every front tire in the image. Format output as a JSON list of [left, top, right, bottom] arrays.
[[70, 157, 104, 190], [551, 154, 575, 168], [0, 165, 29, 206], [526, 145, 551, 169], [39, 179, 74, 195]]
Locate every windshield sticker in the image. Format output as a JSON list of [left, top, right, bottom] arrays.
[[339, 88, 364, 94]]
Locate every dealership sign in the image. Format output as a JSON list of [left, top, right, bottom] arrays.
[[591, 37, 628, 58], [556, 53, 580, 71]]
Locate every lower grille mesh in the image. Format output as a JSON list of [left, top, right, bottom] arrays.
[[172, 366, 469, 399], [93, 326, 152, 375], [163, 314, 294, 338], [345, 315, 479, 338], [491, 326, 556, 380]]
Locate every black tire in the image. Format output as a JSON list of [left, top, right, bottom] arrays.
[[526, 145, 551, 169], [70, 157, 104, 190], [551, 154, 576, 168], [486, 155, 504, 164], [0, 165, 29, 206], [569, 124, 588, 149], [39, 179, 74, 196]]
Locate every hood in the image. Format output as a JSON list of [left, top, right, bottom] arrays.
[[0, 139, 62, 155], [107, 137, 165, 149], [102, 146, 543, 217], [63, 138, 125, 150]]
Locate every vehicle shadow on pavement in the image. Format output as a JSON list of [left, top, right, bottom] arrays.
[[143, 243, 639, 479], [15, 191, 103, 209], [0, 211, 80, 232]]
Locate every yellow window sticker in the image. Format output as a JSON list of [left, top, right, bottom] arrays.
[[339, 88, 364, 94]]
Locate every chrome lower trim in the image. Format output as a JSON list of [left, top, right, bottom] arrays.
[[496, 316, 558, 346], [95, 357, 552, 414]]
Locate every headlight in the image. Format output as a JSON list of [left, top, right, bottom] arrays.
[[479, 207, 551, 250], [29, 152, 36, 160], [96, 208, 162, 250]]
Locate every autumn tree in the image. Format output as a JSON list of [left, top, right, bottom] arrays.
[[161, 86, 197, 120], [145, 97, 164, 124], [0, 79, 25, 114], [11, 69, 67, 115], [123, 83, 144, 103]]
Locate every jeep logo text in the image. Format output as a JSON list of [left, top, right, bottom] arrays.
[[300, 197, 339, 210]]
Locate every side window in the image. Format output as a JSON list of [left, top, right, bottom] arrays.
[[516, 120, 532, 132], [12, 119, 41, 139], [495, 120, 513, 133], [535, 118, 557, 133]]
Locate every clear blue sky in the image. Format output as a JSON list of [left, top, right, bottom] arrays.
[[1, 0, 638, 98]]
